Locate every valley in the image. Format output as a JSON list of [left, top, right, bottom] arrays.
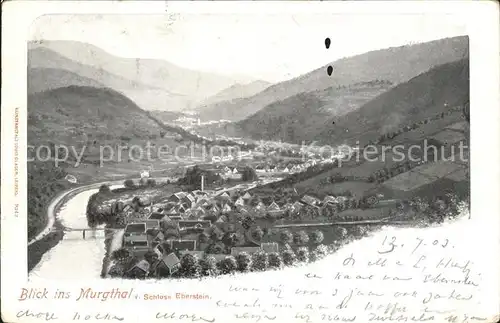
[[27, 35, 470, 281]]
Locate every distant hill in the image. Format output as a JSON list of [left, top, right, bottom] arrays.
[[236, 80, 393, 143], [314, 58, 469, 146], [27, 86, 173, 146], [198, 80, 271, 107], [198, 36, 469, 122], [29, 40, 250, 109], [28, 67, 105, 94], [28, 46, 193, 111]]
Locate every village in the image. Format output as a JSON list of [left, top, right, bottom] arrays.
[[105, 147, 363, 279]]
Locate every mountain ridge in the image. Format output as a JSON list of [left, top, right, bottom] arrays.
[[198, 36, 469, 122]]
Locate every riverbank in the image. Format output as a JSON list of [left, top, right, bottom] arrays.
[[28, 176, 174, 274], [28, 180, 128, 273], [28, 184, 92, 272]]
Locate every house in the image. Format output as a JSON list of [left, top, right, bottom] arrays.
[[178, 220, 211, 230], [235, 197, 245, 207], [153, 252, 181, 276], [132, 219, 160, 231], [222, 204, 232, 214], [232, 168, 239, 174], [301, 195, 320, 206], [150, 231, 165, 247], [140, 170, 150, 179], [242, 192, 252, 200], [163, 227, 180, 240], [183, 194, 196, 207], [148, 212, 165, 221], [123, 234, 150, 258], [217, 192, 230, 200], [323, 195, 339, 205], [292, 201, 305, 212], [170, 240, 197, 251], [267, 201, 280, 212], [126, 259, 150, 279], [282, 167, 290, 173], [169, 192, 187, 204], [65, 174, 77, 184], [168, 215, 183, 221], [166, 206, 180, 216], [205, 204, 220, 215], [261, 242, 279, 253], [255, 166, 266, 173], [230, 247, 261, 256], [124, 223, 146, 236], [192, 206, 206, 217], [255, 202, 266, 212]]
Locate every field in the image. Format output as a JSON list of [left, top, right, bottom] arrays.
[[297, 179, 377, 198], [445, 121, 469, 132], [445, 168, 469, 182], [412, 160, 466, 179], [431, 129, 466, 146], [384, 112, 464, 146], [382, 170, 435, 192], [343, 151, 404, 178]]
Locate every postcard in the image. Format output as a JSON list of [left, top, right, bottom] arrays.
[[1, 1, 499, 322]]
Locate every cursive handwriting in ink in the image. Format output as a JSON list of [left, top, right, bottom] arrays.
[[156, 312, 215, 322], [17, 309, 58, 321]]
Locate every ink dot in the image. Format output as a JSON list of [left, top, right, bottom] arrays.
[[327, 65, 333, 76], [325, 38, 331, 49]]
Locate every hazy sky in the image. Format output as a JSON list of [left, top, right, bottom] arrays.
[[30, 14, 467, 83]]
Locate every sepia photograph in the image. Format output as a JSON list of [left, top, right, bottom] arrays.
[[2, 2, 498, 323]]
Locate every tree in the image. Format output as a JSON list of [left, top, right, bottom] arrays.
[[219, 256, 238, 275], [111, 248, 131, 265], [281, 249, 297, 266], [198, 232, 209, 244], [144, 250, 159, 265], [251, 251, 269, 271], [251, 226, 264, 241], [206, 242, 225, 254], [336, 227, 348, 240], [235, 252, 252, 272], [222, 232, 238, 248], [296, 247, 310, 263], [99, 184, 111, 194], [268, 252, 283, 269], [108, 265, 125, 278], [242, 216, 255, 230], [180, 254, 201, 278], [311, 244, 329, 261], [199, 256, 218, 276], [241, 166, 259, 182], [293, 230, 309, 245], [309, 230, 324, 245], [124, 179, 135, 189], [210, 229, 223, 242], [280, 230, 293, 244], [147, 179, 157, 187]]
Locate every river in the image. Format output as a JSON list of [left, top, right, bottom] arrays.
[[28, 185, 123, 282]]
